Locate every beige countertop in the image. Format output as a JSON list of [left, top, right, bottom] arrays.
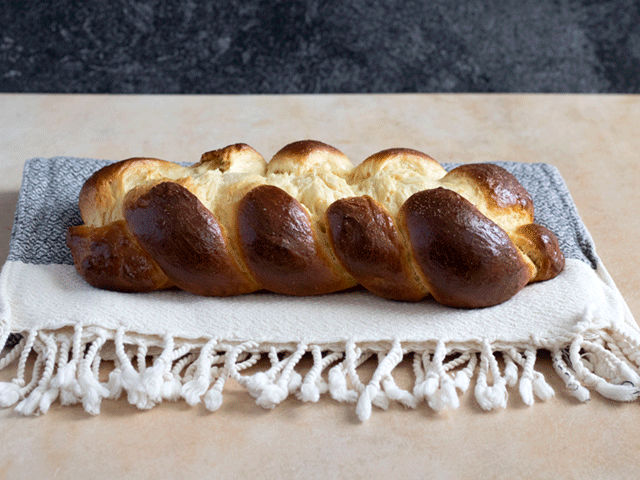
[[1, 94, 639, 479]]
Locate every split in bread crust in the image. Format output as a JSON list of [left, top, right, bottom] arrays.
[[67, 140, 565, 308]]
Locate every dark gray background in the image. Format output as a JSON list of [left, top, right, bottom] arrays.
[[1, 0, 639, 93]]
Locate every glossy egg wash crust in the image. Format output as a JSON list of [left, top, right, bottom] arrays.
[[67, 140, 565, 308]]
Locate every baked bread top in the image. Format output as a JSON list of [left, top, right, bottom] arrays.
[[67, 140, 564, 308]]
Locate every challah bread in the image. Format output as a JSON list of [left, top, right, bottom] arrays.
[[66, 140, 565, 308]]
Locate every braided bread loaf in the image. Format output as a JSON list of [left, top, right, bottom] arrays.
[[67, 140, 564, 308]]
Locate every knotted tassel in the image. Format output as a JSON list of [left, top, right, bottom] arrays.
[[256, 343, 306, 409], [181, 338, 219, 406], [552, 348, 590, 402], [328, 361, 356, 402], [576, 336, 640, 402], [454, 353, 477, 393], [107, 360, 124, 400], [53, 324, 84, 405], [0, 336, 28, 407], [142, 334, 175, 402], [298, 347, 340, 403], [15, 334, 58, 416], [77, 334, 109, 415], [474, 341, 508, 411], [0, 330, 37, 408], [114, 329, 151, 409], [356, 341, 406, 421], [413, 341, 460, 412], [13, 353, 46, 416]]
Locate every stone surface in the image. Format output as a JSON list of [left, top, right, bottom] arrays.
[[1, 0, 639, 93]]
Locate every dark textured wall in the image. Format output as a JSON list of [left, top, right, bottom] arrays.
[[1, 0, 639, 93]]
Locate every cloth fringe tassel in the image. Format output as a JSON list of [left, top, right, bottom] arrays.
[[2, 323, 640, 420]]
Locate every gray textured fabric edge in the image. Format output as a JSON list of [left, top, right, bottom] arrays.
[[8, 157, 597, 269]]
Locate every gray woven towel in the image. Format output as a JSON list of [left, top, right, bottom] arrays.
[[8, 157, 598, 268], [0, 157, 637, 420]]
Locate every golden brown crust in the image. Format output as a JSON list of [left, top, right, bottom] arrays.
[[197, 143, 267, 174], [511, 223, 565, 282], [272, 140, 345, 160], [78, 157, 184, 227], [237, 185, 353, 295], [442, 163, 534, 219], [351, 148, 447, 183], [123, 182, 258, 296], [66, 220, 173, 292], [266, 140, 353, 177], [399, 188, 532, 308], [67, 141, 566, 307], [355, 148, 442, 174], [326, 195, 426, 301]]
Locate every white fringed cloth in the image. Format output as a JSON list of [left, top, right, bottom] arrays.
[[1, 157, 639, 420]]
